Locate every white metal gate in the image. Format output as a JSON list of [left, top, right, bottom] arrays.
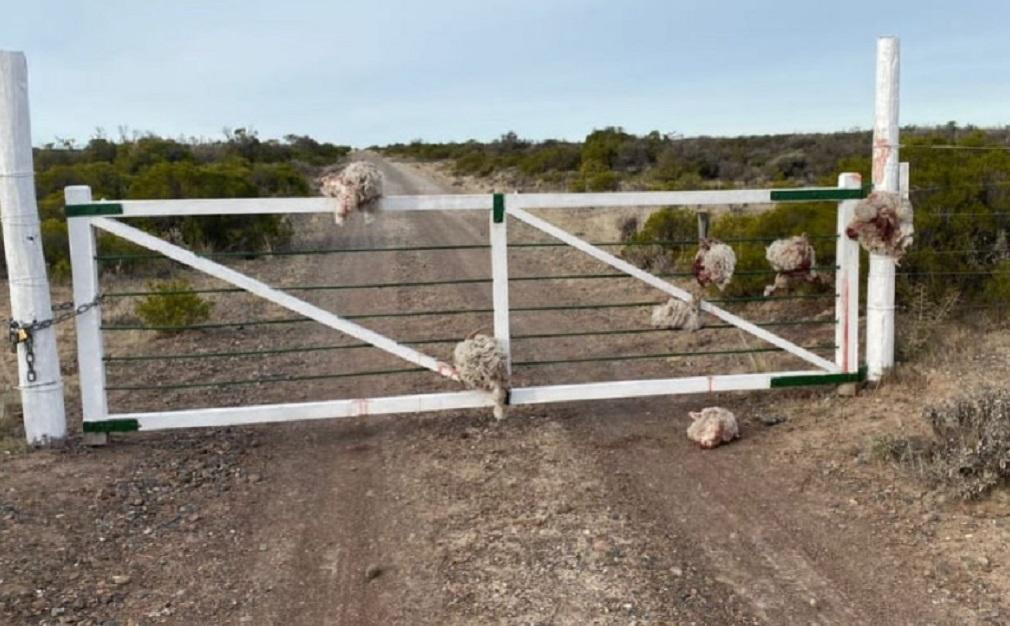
[[66, 181, 867, 435]]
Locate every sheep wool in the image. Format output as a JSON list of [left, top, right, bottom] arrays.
[[452, 333, 510, 420], [763, 233, 818, 296], [846, 191, 914, 260], [692, 239, 736, 291], [651, 297, 702, 331], [320, 161, 384, 225], [686, 407, 740, 449]]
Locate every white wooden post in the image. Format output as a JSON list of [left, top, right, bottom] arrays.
[[867, 36, 900, 381], [490, 194, 511, 372], [0, 51, 66, 444], [836, 173, 862, 375], [66, 186, 109, 444]]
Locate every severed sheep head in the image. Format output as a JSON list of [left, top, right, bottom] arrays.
[[686, 407, 740, 449], [846, 191, 914, 261], [452, 332, 510, 420], [692, 239, 736, 291], [651, 298, 702, 332], [763, 233, 819, 296], [320, 161, 384, 225]]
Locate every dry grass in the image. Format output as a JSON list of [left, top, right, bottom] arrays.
[[897, 284, 961, 360]]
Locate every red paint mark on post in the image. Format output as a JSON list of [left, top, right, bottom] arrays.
[[872, 138, 892, 185]]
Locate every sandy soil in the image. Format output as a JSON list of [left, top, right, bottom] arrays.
[[1, 154, 1007, 625]]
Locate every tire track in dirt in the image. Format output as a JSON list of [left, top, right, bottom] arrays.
[[553, 398, 978, 625], [236, 154, 973, 624], [242, 153, 494, 624], [240, 154, 758, 624]]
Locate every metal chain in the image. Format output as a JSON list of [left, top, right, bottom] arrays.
[[8, 294, 104, 383]]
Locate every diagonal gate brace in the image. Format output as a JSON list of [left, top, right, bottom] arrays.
[[507, 205, 839, 373], [92, 217, 460, 381]]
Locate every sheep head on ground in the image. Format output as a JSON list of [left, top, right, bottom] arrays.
[[686, 407, 740, 449]]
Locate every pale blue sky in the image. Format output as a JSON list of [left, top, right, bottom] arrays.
[[2, 0, 1008, 147]]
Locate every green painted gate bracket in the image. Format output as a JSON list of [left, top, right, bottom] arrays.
[[65, 203, 124, 217], [82, 418, 140, 433], [769, 187, 870, 202], [770, 366, 867, 388], [492, 193, 505, 223]]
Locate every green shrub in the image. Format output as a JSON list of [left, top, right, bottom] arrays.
[[452, 150, 494, 177], [518, 144, 581, 175], [3, 131, 347, 279], [622, 207, 697, 270], [585, 169, 619, 192], [134, 279, 213, 331], [981, 259, 1010, 307], [40, 218, 70, 282]]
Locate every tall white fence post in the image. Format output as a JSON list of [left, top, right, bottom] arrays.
[[867, 36, 900, 381], [836, 173, 862, 375], [490, 193, 511, 372], [0, 51, 66, 444], [66, 186, 109, 444]]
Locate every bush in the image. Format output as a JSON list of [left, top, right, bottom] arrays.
[[2, 130, 350, 279], [923, 388, 1010, 499], [517, 143, 581, 175], [622, 207, 697, 271], [134, 279, 213, 331]]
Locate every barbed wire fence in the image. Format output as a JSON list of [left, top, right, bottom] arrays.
[[888, 142, 1010, 359]]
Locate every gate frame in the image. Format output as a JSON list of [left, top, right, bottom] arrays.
[[66, 183, 867, 434]]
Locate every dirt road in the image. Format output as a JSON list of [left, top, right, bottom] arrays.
[[1, 154, 1001, 625]]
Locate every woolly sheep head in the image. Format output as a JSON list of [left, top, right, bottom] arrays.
[[846, 191, 914, 260], [692, 239, 736, 291], [651, 298, 701, 331], [686, 407, 739, 449], [320, 161, 384, 225], [763, 234, 818, 296], [452, 332, 510, 420]]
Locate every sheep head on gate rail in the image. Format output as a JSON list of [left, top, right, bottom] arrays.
[[453, 332, 510, 420], [320, 161, 384, 224], [763, 233, 820, 296], [651, 297, 702, 332], [692, 239, 736, 291]]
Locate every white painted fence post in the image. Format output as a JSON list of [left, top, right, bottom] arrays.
[[66, 186, 109, 444], [836, 173, 862, 375], [0, 51, 66, 444], [490, 194, 511, 372], [867, 36, 900, 381]]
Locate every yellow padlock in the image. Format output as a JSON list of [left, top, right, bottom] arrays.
[[16, 328, 28, 343]]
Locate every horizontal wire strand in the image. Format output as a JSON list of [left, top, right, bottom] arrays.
[[106, 344, 836, 391], [94, 235, 839, 262], [101, 268, 840, 298]]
